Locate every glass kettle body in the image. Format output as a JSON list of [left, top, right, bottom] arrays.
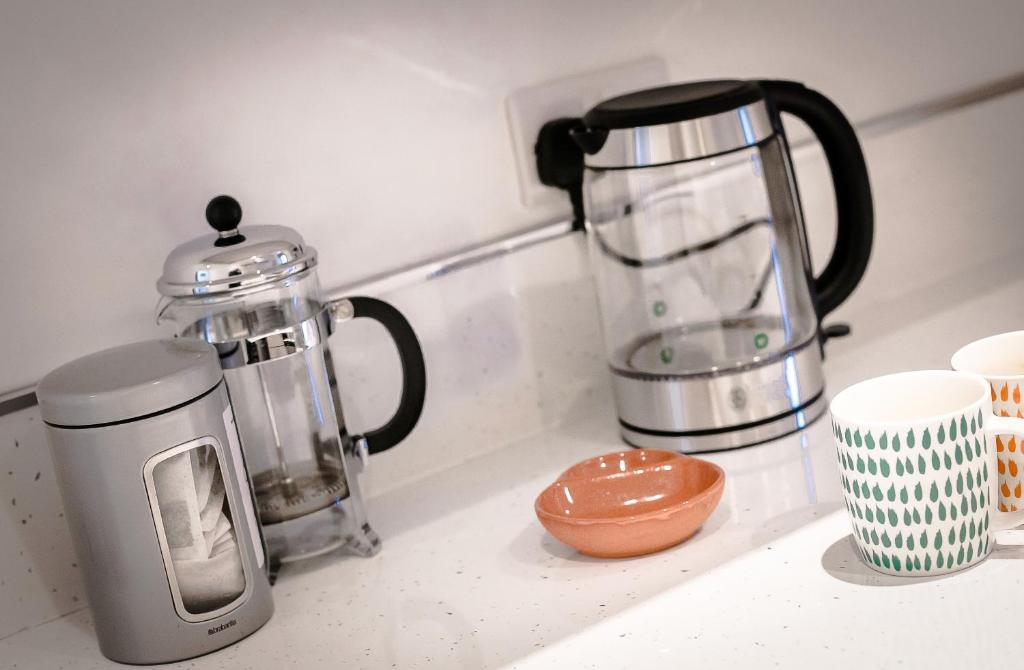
[[548, 80, 873, 452], [157, 196, 427, 569]]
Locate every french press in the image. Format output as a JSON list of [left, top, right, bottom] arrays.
[[156, 196, 426, 569], [538, 80, 873, 452]]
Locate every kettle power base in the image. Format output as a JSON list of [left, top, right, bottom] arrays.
[[610, 339, 827, 453]]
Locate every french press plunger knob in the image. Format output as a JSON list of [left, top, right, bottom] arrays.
[[207, 194, 247, 247]]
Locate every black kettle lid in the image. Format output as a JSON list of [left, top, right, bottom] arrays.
[[582, 79, 764, 130]]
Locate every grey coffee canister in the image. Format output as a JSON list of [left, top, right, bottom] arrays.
[[37, 339, 273, 664]]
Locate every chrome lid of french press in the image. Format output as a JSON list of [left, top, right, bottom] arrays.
[[571, 79, 776, 169], [157, 195, 317, 298]]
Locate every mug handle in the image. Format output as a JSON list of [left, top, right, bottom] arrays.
[[985, 415, 1024, 531]]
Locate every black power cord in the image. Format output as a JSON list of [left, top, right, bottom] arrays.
[[534, 118, 586, 231]]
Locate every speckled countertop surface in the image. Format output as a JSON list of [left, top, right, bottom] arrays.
[[0, 403, 844, 670], [4, 270, 1024, 669]]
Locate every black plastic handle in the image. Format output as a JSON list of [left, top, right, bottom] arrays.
[[760, 80, 874, 319], [346, 296, 427, 455]]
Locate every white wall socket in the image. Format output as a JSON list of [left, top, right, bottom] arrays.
[[505, 56, 669, 209]]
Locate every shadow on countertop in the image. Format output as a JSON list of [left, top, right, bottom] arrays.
[[820, 533, 991, 586]]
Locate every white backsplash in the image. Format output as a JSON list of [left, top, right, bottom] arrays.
[[3, 0, 1024, 392], [331, 232, 610, 499]]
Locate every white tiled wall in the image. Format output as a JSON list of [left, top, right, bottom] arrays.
[[3, 0, 1024, 641]]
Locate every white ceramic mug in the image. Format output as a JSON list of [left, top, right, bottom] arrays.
[[830, 370, 1024, 576], [952, 331, 1024, 512]]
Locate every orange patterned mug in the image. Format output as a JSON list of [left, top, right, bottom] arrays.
[[952, 332, 1024, 511]]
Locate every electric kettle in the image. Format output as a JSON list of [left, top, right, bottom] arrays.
[[538, 79, 873, 452], [156, 196, 427, 570]]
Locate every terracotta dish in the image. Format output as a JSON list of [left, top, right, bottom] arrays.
[[534, 450, 725, 558]]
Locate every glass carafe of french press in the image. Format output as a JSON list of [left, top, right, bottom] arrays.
[[540, 80, 873, 452], [156, 196, 426, 570]]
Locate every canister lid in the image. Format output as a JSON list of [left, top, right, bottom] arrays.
[[37, 339, 223, 427], [156, 195, 317, 298]]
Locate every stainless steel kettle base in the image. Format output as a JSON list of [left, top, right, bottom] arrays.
[[610, 338, 827, 453], [619, 390, 826, 452], [251, 461, 349, 524]]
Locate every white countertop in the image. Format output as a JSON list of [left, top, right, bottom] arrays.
[[4, 265, 1024, 669]]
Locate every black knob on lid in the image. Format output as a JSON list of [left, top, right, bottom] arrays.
[[206, 195, 246, 246]]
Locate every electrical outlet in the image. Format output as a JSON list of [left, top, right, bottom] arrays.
[[505, 56, 669, 209]]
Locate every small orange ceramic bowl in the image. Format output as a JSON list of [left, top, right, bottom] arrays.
[[535, 450, 724, 558]]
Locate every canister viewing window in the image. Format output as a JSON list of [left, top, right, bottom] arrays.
[[144, 438, 249, 622]]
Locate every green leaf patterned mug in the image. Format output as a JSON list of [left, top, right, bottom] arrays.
[[830, 370, 1024, 576]]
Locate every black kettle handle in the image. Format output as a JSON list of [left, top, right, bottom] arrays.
[[760, 80, 874, 319], [345, 296, 427, 455]]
